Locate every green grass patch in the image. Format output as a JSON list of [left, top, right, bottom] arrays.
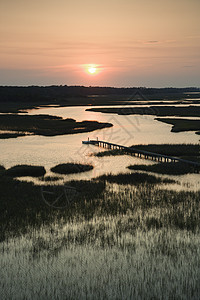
[[51, 163, 93, 174]]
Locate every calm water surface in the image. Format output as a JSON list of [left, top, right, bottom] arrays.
[[0, 105, 199, 187]]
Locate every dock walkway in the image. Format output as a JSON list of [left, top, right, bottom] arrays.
[[82, 139, 200, 172]]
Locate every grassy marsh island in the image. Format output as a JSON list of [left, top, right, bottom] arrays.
[[94, 143, 200, 158], [51, 163, 93, 174], [86, 106, 200, 135], [130, 143, 200, 156], [94, 149, 127, 157], [86, 105, 200, 117], [5, 165, 46, 177], [156, 118, 200, 134], [0, 114, 113, 137], [0, 132, 26, 139], [128, 162, 195, 175]]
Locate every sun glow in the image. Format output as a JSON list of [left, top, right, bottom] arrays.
[[84, 64, 99, 75]]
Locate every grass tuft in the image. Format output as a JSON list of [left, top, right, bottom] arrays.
[[39, 176, 63, 182]]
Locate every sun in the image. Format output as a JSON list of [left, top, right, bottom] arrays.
[[84, 64, 99, 75], [88, 66, 96, 74]]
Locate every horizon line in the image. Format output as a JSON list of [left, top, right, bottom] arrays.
[[0, 85, 200, 89]]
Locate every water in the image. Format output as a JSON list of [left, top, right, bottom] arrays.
[[0, 105, 199, 173], [0, 105, 199, 187]]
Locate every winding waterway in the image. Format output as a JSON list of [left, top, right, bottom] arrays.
[[0, 105, 199, 189]]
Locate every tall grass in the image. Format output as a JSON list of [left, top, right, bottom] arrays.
[[1, 181, 200, 299], [97, 172, 176, 184], [0, 172, 199, 242], [1, 172, 200, 299]]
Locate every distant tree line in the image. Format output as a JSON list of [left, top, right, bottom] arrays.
[[0, 85, 199, 103]]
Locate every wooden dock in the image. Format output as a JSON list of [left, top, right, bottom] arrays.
[[82, 139, 200, 172]]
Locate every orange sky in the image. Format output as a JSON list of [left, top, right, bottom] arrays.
[[0, 0, 200, 87]]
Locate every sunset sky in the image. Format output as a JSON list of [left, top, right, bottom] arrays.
[[1, 0, 200, 87]]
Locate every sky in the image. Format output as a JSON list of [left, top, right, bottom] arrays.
[[0, 0, 200, 87]]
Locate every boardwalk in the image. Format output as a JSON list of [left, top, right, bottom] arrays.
[[82, 139, 200, 172]]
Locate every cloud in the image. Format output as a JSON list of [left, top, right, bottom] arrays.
[[146, 41, 159, 44], [182, 65, 194, 68]]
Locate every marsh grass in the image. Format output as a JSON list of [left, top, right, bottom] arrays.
[[1, 173, 199, 241], [5, 165, 46, 177], [39, 175, 63, 182], [0, 132, 26, 139], [128, 162, 195, 175], [180, 156, 200, 163], [1, 172, 200, 299], [0, 114, 113, 137], [156, 118, 200, 134], [0, 175, 105, 241], [94, 149, 127, 157], [97, 172, 176, 185], [1, 169, 198, 242], [1, 237, 200, 299], [0, 165, 5, 171], [51, 163, 93, 174], [94, 144, 200, 157], [131, 143, 200, 157], [87, 105, 200, 117]]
